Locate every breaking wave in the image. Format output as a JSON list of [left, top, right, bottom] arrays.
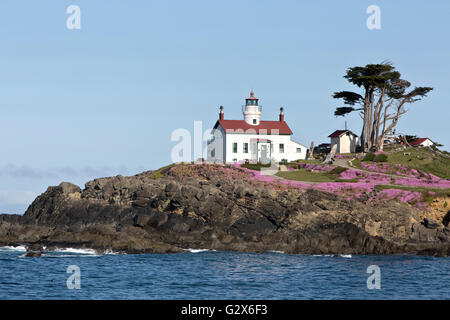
[[0, 245, 27, 252], [184, 248, 217, 253]]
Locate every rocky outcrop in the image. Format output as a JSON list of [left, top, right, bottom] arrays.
[[1, 164, 449, 255]]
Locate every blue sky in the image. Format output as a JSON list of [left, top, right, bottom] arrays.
[[0, 0, 449, 213]]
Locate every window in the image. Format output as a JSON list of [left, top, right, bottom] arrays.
[[253, 119, 257, 124], [243, 143, 248, 153], [296, 148, 301, 153], [233, 142, 238, 153], [279, 143, 284, 153]]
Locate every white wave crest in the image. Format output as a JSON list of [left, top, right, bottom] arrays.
[[52, 248, 98, 255], [0, 245, 27, 252], [312, 254, 352, 258], [103, 249, 121, 255], [184, 248, 216, 253]]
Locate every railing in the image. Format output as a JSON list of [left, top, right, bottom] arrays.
[[242, 105, 263, 112]]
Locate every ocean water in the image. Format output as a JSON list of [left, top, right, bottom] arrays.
[[0, 246, 449, 300]]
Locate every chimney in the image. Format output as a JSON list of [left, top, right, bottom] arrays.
[[219, 105, 224, 120], [279, 107, 284, 122]]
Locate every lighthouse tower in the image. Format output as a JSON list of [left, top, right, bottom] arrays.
[[243, 91, 261, 125]]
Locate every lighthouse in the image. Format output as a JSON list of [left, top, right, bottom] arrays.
[[243, 91, 261, 125], [207, 91, 308, 163]]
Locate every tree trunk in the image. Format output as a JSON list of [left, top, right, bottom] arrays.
[[307, 142, 315, 160], [366, 89, 375, 151], [361, 88, 371, 152]]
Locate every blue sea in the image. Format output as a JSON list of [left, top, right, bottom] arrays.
[[0, 246, 449, 299]]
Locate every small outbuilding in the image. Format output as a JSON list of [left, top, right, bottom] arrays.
[[328, 130, 359, 154], [410, 138, 435, 147]]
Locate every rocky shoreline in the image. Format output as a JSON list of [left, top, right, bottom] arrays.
[[1, 164, 449, 256]]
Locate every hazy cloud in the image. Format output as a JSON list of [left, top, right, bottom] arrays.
[[0, 190, 38, 205], [0, 164, 151, 214], [0, 164, 143, 181]]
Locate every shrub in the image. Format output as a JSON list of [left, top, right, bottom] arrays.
[[374, 153, 388, 162], [241, 163, 271, 171], [335, 178, 359, 183], [150, 170, 164, 179], [421, 192, 435, 205], [289, 163, 300, 169], [362, 153, 375, 162], [326, 166, 348, 180], [279, 159, 288, 165], [329, 166, 347, 175]]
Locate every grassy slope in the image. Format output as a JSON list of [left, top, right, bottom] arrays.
[[353, 147, 450, 179], [275, 167, 349, 183], [375, 184, 450, 198], [387, 147, 450, 179], [276, 170, 334, 182]]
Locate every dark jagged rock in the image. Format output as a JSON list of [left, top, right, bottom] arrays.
[[0, 164, 449, 255], [25, 251, 44, 258], [443, 211, 450, 227], [423, 218, 441, 229]]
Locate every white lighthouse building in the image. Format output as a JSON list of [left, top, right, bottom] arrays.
[[207, 91, 307, 163]]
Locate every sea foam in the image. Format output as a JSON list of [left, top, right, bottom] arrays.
[[0, 245, 27, 252], [184, 248, 216, 253], [52, 248, 98, 255]]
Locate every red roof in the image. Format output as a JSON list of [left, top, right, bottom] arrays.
[[410, 138, 431, 146], [214, 119, 293, 135], [328, 130, 357, 138]]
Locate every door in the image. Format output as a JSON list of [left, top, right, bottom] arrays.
[[260, 144, 269, 164]]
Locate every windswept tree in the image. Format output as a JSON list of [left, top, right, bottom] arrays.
[[333, 63, 433, 152]]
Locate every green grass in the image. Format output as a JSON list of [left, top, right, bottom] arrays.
[[335, 178, 359, 183], [375, 184, 450, 197], [275, 166, 349, 183], [295, 159, 322, 164], [276, 169, 334, 182], [150, 163, 176, 179], [351, 158, 363, 170], [386, 147, 450, 179], [352, 147, 450, 179], [375, 184, 450, 205]]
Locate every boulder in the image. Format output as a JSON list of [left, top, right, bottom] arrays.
[[423, 218, 441, 229]]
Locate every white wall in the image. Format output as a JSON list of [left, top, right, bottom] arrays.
[[208, 125, 308, 163], [420, 139, 434, 147], [207, 126, 226, 162], [225, 133, 306, 163], [330, 134, 358, 154], [330, 137, 340, 153]]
